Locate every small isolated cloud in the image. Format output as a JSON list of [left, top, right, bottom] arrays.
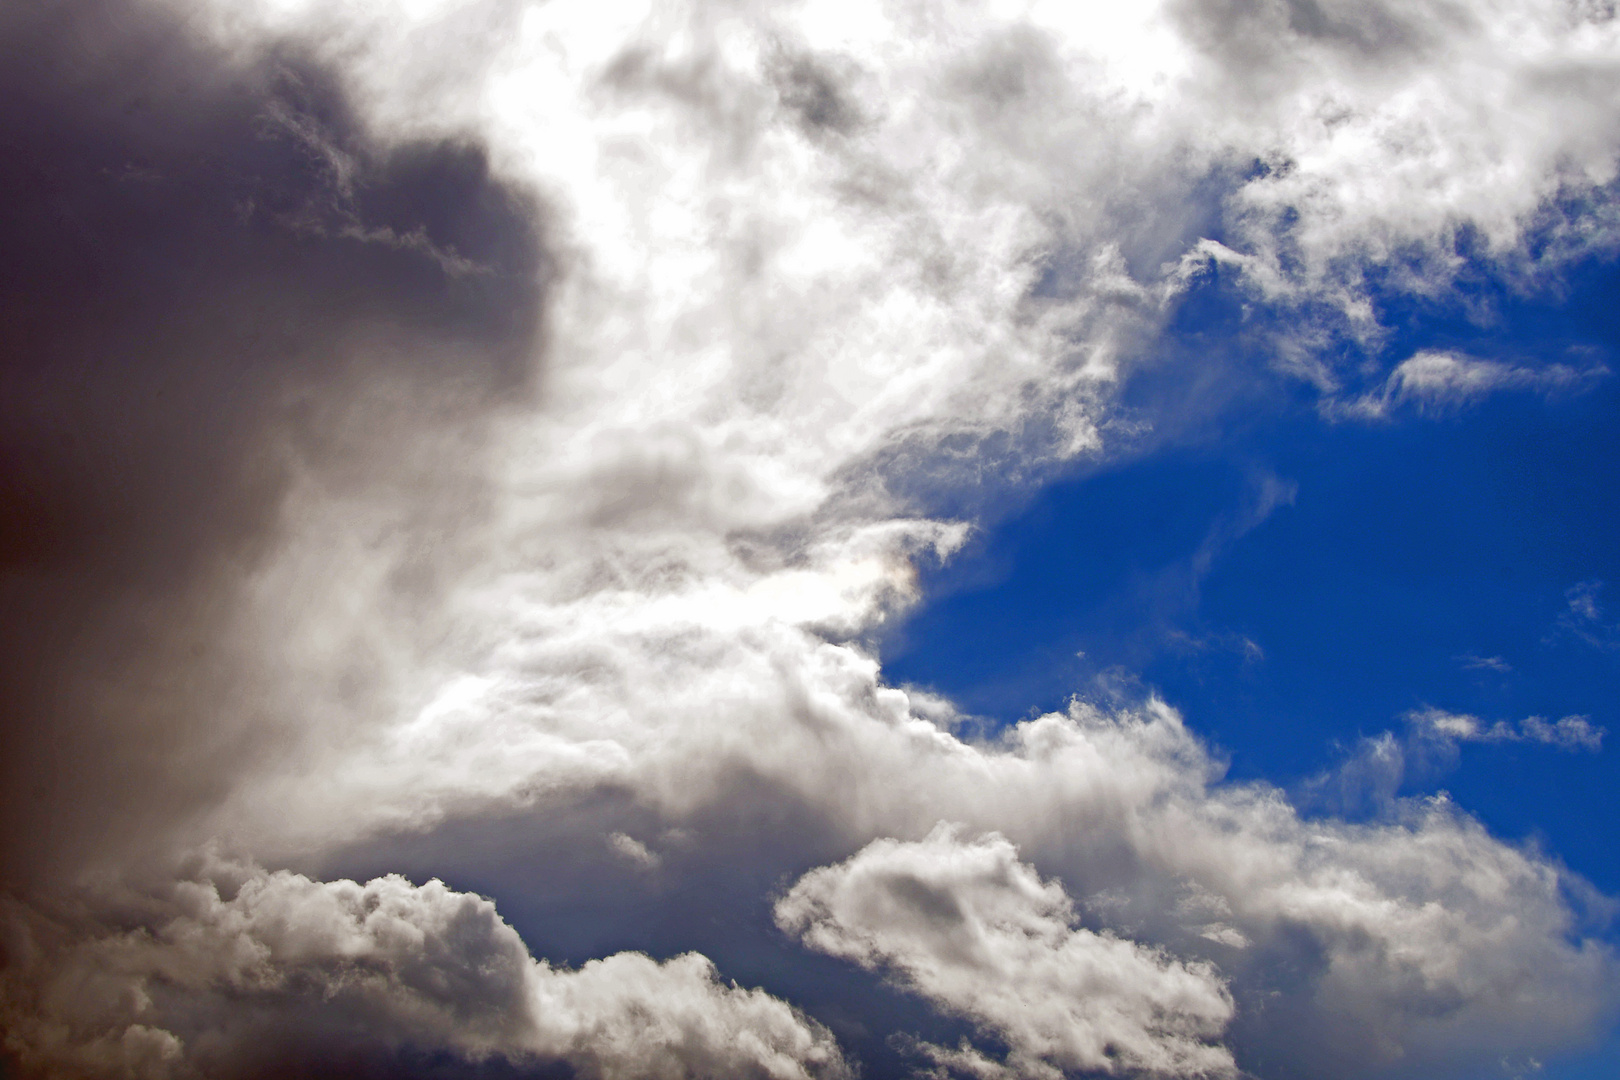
[[1300, 730, 1412, 817], [1409, 707, 1605, 752], [1567, 581, 1604, 623], [1166, 630, 1266, 665], [1460, 654, 1513, 673], [1306, 706, 1604, 816], [776, 825, 1237, 1079], [1335, 351, 1606, 420], [1146, 470, 1296, 649], [1557, 580, 1620, 652], [609, 831, 662, 870]]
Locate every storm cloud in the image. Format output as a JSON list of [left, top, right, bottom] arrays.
[[4, 0, 1620, 1078], [0, 0, 547, 890]]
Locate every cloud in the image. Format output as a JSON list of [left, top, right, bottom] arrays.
[[1410, 706, 1605, 752], [0, 0, 549, 890], [4, 0, 1620, 1078], [776, 825, 1238, 1079], [1334, 351, 1608, 419], [306, 665, 1616, 1077], [0, 867, 849, 1080], [6, 623, 1616, 1078], [36, 0, 1619, 879], [1558, 580, 1620, 651], [608, 832, 662, 870], [1304, 706, 1605, 816]]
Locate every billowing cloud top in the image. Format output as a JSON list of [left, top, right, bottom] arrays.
[[2, 0, 1618, 1078]]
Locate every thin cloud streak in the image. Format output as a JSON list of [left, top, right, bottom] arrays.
[[1332, 350, 1609, 420], [1411, 706, 1605, 752]]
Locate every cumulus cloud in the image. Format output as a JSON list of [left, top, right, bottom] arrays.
[[48, 0, 1620, 873], [313, 664, 1617, 1077], [5, 0, 1620, 1077], [0, 868, 848, 1080], [776, 825, 1237, 1079]]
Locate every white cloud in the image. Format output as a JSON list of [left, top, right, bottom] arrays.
[[0, 868, 848, 1080], [1304, 706, 1606, 816], [776, 825, 1238, 1079], [1335, 350, 1607, 419], [8, 0, 1620, 1076], [9, 633, 1615, 1076], [1558, 579, 1620, 651], [1567, 580, 1606, 623], [1410, 706, 1605, 751], [609, 831, 663, 869], [140, 0, 1620, 874]]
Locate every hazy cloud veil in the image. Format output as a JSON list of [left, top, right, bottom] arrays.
[[2, 0, 1618, 1078]]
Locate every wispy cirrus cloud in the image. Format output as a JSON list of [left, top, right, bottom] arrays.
[[1557, 579, 1620, 652], [1304, 705, 1605, 818], [1333, 350, 1608, 420]]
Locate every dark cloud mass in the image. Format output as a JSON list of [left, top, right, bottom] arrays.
[[0, 0, 548, 892]]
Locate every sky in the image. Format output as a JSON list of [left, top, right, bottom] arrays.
[[886, 252, 1620, 890], [1, 2, 1618, 1080]]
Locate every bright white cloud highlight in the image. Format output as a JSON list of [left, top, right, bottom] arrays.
[[150, 0, 1620, 869], [776, 825, 1238, 1078]]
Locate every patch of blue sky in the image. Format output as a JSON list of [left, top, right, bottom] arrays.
[[883, 245, 1620, 1077]]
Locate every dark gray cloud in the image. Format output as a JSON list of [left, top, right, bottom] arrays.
[[0, 0, 549, 892]]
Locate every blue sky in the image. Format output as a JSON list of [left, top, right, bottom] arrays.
[[887, 252, 1620, 1076]]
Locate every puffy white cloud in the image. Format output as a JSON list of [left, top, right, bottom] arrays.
[[7, 630, 1614, 1077], [284, 654, 1613, 1076], [122, 0, 1620, 874], [776, 825, 1238, 1079], [0, 868, 849, 1080]]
